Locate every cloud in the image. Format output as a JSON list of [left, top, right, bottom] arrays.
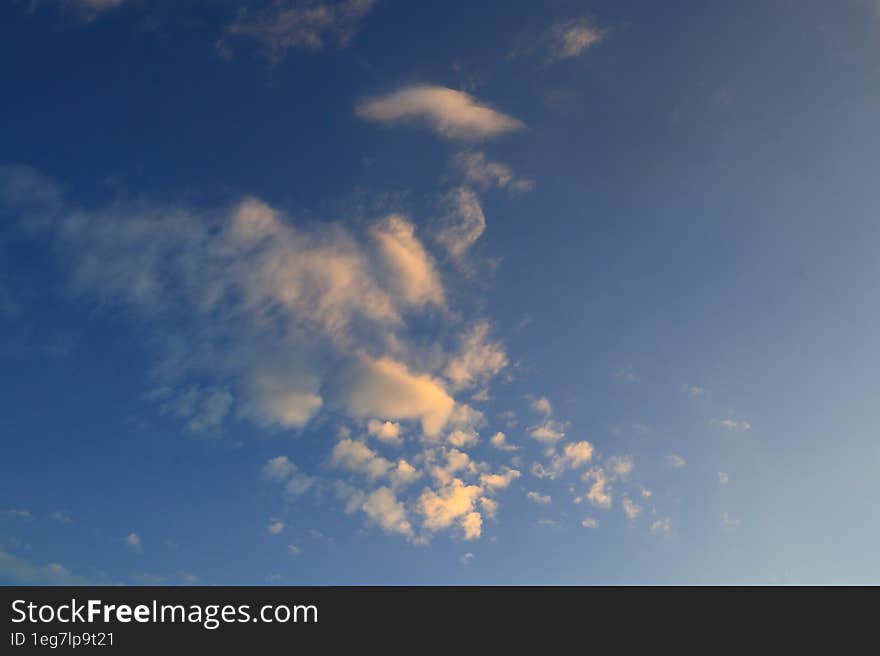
[[459, 552, 475, 565], [447, 428, 479, 449], [49, 511, 73, 524], [331, 438, 393, 480], [583, 467, 612, 508], [607, 455, 633, 478], [367, 419, 404, 447], [510, 17, 605, 63], [220, 0, 375, 61], [358, 487, 413, 537], [444, 321, 507, 391], [3, 509, 32, 520], [489, 431, 518, 451], [479, 467, 521, 492], [684, 384, 707, 397], [621, 496, 642, 521], [581, 517, 599, 529], [435, 187, 486, 261], [339, 355, 456, 437], [650, 517, 672, 536], [528, 420, 566, 444], [613, 365, 640, 382], [527, 491, 552, 505], [125, 532, 142, 552], [453, 151, 534, 192], [287, 544, 301, 556], [531, 440, 594, 480], [714, 418, 752, 432], [531, 396, 553, 416], [418, 478, 483, 538], [718, 471, 730, 486], [267, 521, 285, 535], [0, 549, 91, 585], [356, 85, 525, 140], [667, 453, 687, 468], [261, 456, 317, 498], [371, 214, 445, 308]]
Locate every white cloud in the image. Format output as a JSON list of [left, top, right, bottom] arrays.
[[331, 438, 393, 480], [459, 552, 475, 565], [435, 186, 486, 260], [581, 517, 599, 529], [547, 19, 604, 60], [531, 396, 553, 416], [532, 440, 594, 479], [453, 151, 534, 192], [447, 428, 479, 449], [613, 365, 640, 382], [0, 549, 91, 585], [583, 467, 612, 508], [356, 85, 524, 140], [367, 419, 403, 447], [714, 418, 752, 432], [607, 455, 633, 478], [528, 420, 566, 444], [621, 496, 642, 521], [371, 214, 445, 308], [418, 478, 483, 538], [287, 544, 301, 556], [125, 532, 142, 552], [261, 456, 316, 498], [267, 521, 285, 535], [718, 471, 730, 486], [479, 467, 521, 492], [339, 355, 455, 437], [360, 487, 413, 537], [527, 491, 552, 505], [221, 0, 375, 61], [650, 517, 673, 536], [667, 453, 687, 468], [684, 384, 707, 397], [445, 321, 507, 391], [489, 431, 518, 452]]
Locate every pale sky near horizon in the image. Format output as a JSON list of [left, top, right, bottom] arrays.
[[1, 0, 879, 585]]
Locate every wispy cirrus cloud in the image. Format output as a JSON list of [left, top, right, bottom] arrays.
[[219, 0, 376, 61]]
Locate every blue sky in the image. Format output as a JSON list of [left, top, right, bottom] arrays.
[[1, 0, 879, 585]]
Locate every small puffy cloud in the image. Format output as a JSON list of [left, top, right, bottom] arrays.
[[435, 187, 486, 261], [714, 418, 752, 432], [718, 471, 730, 486], [583, 467, 612, 508], [287, 544, 301, 556], [453, 151, 534, 193], [221, 0, 375, 61], [330, 438, 393, 480], [339, 355, 455, 438], [356, 85, 524, 141], [0, 550, 91, 585], [459, 552, 475, 565], [607, 455, 633, 479], [444, 321, 507, 391], [267, 521, 285, 535], [531, 396, 553, 416], [479, 496, 497, 519], [532, 440, 594, 479], [389, 459, 421, 489], [418, 478, 483, 536], [721, 512, 740, 530], [489, 431, 518, 452], [581, 517, 599, 529], [621, 496, 642, 521], [125, 532, 142, 552], [261, 456, 316, 498], [528, 420, 566, 444], [527, 491, 552, 505], [667, 453, 687, 468], [360, 487, 413, 537], [479, 467, 521, 492], [367, 419, 403, 447], [447, 428, 479, 449]]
